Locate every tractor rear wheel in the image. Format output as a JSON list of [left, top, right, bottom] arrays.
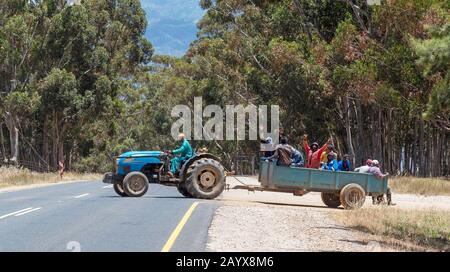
[[321, 192, 341, 208], [123, 171, 149, 197], [113, 181, 128, 197], [177, 182, 193, 198], [185, 158, 225, 199], [340, 183, 366, 210]]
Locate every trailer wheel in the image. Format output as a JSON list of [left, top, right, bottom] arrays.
[[185, 158, 225, 199], [321, 192, 341, 208], [340, 183, 366, 210], [123, 171, 149, 197], [113, 181, 128, 197], [177, 182, 193, 198]]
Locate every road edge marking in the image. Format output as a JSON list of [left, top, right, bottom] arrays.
[[14, 207, 42, 217], [74, 193, 90, 198], [161, 201, 199, 252], [0, 207, 33, 219]]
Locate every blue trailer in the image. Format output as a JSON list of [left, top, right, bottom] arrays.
[[234, 160, 388, 209]]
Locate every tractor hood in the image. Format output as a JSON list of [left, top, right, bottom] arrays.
[[118, 151, 163, 158]]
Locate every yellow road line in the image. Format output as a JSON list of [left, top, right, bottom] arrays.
[[161, 201, 199, 252]]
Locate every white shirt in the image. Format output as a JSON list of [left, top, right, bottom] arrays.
[[354, 165, 370, 173]]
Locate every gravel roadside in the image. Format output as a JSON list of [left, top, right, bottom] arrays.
[[206, 176, 450, 252], [207, 202, 382, 252]]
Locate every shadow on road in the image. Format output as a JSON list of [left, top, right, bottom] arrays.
[[100, 195, 186, 199], [255, 201, 339, 210], [316, 226, 353, 231], [146, 196, 187, 199], [338, 239, 367, 246]]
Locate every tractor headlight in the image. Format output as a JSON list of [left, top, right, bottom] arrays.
[[114, 158, 119, 173]]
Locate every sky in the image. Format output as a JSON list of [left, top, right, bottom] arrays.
[[140, 0, 206, 56]]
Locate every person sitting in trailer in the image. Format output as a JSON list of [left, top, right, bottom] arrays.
[[368, 160, 396, 206], [291, 148, 304, 167], [266, 136, 293, 166], [338, 154, 352, 171], [303, 134, 331, 169], [322, 152, 339, 171], [354, 159, 372, 173], [260, 136, 275, 158]]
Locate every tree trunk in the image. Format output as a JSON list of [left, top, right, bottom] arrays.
[[404, 145, 409, 175], [42, 116, 50, 170], [58, 139, 64, 166], [52, 111, 58, 168], [0, 122, 6, 161], [381, 111, 387, 172], [4, 112, 19, 163], [412, 119, 418, 176], [343, 94, 356, 166], [418, 117, 425, 177], [443, 132, 449, 177], [426, 128, 431, 177], [50, 111, 67, 169], [433, 131, 438, 177], [372, 108, 382, 167], [354, 99, 367, 166]]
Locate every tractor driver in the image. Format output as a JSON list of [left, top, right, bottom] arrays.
[[166, 133, 193, 177]]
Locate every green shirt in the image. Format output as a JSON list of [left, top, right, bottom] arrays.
[[172, 139, 193, 157]]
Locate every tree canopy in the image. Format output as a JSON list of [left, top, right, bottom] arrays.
[[0, 0, 448, 177]]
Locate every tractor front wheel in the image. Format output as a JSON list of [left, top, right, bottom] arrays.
[[123, 172, 149, 197], [113, 181, 128, 197]]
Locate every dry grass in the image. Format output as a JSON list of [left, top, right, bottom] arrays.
[[0, 165, 102, 189], [389, 176, 450, 196], [333, 207, 450, 251]]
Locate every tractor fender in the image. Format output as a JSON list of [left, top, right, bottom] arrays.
[[179, 153, 222, 182]]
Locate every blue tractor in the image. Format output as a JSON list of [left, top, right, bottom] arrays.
[[102, 151, 226, 199]]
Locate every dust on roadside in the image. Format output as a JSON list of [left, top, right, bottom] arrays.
[[206, 176, 450, 252], [206, 201, 392, 252]]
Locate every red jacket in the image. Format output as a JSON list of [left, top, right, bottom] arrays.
[[304, 139, 328, 169]]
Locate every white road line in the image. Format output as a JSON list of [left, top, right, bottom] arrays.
[[15, 207, 42, 217], [102, 185, 113, 189], [74, 193, 90, 198], [0, 207, 33, 219]]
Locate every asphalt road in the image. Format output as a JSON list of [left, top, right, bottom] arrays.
[[0, 181, 218, 252]]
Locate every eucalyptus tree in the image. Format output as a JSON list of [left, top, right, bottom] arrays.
[[0, 1, 43, 162], [1, 0, 153, 168]]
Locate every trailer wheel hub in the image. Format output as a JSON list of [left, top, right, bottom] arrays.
[[199, 171, 216, 188]]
